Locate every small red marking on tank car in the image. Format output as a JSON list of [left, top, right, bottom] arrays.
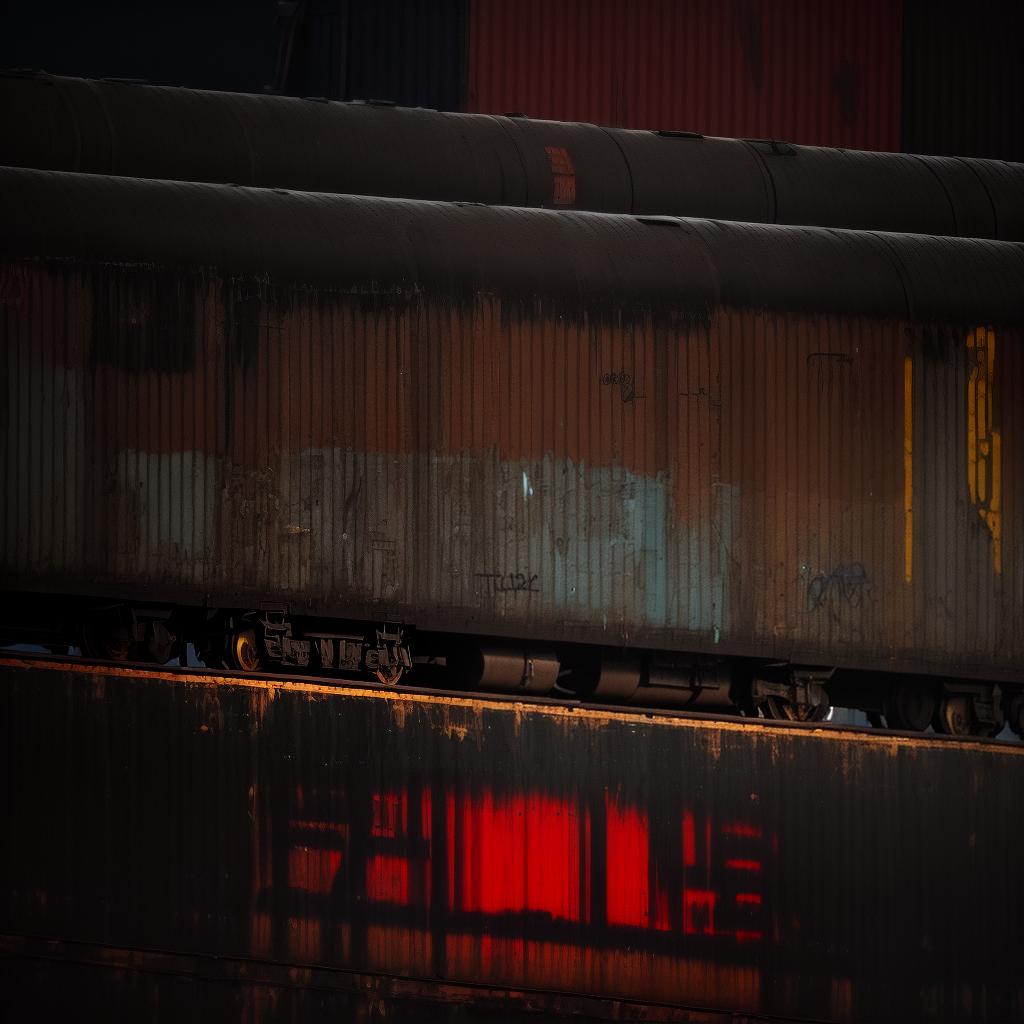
[[735, 892, 762, 905], [544, 146, 577, 205], [734, 929, 764, 943]]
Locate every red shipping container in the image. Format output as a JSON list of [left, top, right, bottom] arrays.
[[468, 0, 902, 150]]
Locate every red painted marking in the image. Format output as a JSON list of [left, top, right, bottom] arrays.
[[722, 822, 762, 838], [366, 854, 410, 904], [652, 880, 672, 932], [583, 807, 592, 924], [446, 792, 456, 907], [420, 787, 432, 840], [544, 146, 577, 205], [724, 859, 762, 872], [452, 791, 579, 921], [683, 889, 716, 935], [605, 795, 649, 927], [683, 809, 696, 867], [288, 848, 342, 894], [278, 787, 772, 948], [372, 791, 407, 838]]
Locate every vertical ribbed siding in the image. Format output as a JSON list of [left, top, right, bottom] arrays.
[[3, 247, 1021, 680], [467, 0, 901, 149], [902, 0, 1024, 161], [3, 660, 1024, 1019], [344, 0, 466, 108]]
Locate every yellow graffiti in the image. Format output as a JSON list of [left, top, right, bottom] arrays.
[[966, 327, 1002, 574], [903, 356, 913, 583]]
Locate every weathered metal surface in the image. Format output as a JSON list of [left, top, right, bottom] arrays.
[[0, 935, 763, 1023], [1, 168, 1023, 684], [4, 71, 1024, 239], [466, 0, 902, 150], [1, 658, 1022, 1021]]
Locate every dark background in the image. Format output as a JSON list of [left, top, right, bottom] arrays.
[[2, 0, 1021, 159]]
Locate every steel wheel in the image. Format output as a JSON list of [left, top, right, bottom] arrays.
[[227, 630, 261, 673], [762, 696, 830, 722], [934, 696, 973, 736], [79, 621, 133, 661], [883, 679, 936, 732]]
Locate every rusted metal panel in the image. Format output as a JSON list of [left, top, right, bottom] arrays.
[[1, 658, 1023, 1020], [467, 0, 902, 150], [6, 72, 1024, 240], [1, 168, 1023, 684], [0, 935, 758, 1023]]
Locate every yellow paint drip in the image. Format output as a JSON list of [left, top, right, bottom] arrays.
[[966, 328, 1002, 574], [903, 356, 913, 583]]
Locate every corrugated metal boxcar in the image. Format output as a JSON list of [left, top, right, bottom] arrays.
[[1, 167, 1022, 732], [2, 657, 1022, 1020], [4, 71, 1023, 240]]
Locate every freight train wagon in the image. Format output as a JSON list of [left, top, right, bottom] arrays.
[[2, 70, 1023, 240], [1, 167, 1022, 735], [1, 656, 1022, 1021]]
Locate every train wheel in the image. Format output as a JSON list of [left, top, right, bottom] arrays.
[[933, 695, 1002, 737], [934, 694, 1004, 738], [883, 678, 936, 732], [227, 630, 261, 673], [934, 696, 972, 735], [762, 696, 830, 722], [79, 621, 133, 661]]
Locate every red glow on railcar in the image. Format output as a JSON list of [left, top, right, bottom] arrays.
[[724, 859, 762, 872], [605, 796, 649, 928], [266, 783, 773, 957], [453, 792, 580, 921], [366, 854, 410, 904]]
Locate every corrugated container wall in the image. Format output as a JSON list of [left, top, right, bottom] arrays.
[[466, 0, 901, 150], [901, 0, 1024, 162], [3, 659, 1024, 1021]]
